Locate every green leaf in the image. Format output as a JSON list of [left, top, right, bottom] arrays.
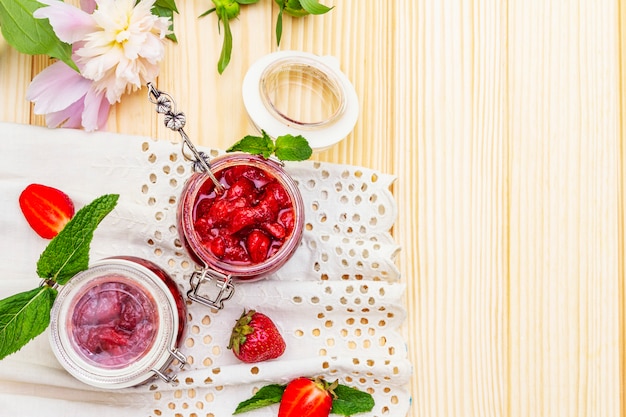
[[0, 0, 77, 71], [275, 8, 284, 46], [154, 0, 178, 12], [274, 134, 313, 161], [152, 4, 178, 42], [236, 0, 260, 4], [36, 194, 119, 286], [331, 384, 375, 415], [226, 133, 276, 159], [216, 11, 233, 74], [0, 286, 57, 360], [199, 7, 217, 18], [280, 0, 309, 17], [299, 0, 333, 15], [233, 384, 285, 414]]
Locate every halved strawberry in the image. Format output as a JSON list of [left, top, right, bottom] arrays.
[[228, 309, 286, 363], [19, 183, 75, 239], [278, 377, 338, 417]]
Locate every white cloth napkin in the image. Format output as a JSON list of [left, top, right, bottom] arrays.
[[0, 122, 412, 417]]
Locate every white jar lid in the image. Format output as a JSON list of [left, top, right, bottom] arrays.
[[49, 258, 184, 389], [242, 50, 359, 151]]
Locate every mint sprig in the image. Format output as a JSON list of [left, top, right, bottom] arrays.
[[232, 379, 374, 416], [226, 131, 313, 161], [0, 193, 118, 360]]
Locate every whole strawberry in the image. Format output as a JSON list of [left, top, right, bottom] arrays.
[[228, 309, 286, 363]]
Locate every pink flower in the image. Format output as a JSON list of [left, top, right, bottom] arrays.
[[26, 0, 171, 131], [27, 60, 110, 131]]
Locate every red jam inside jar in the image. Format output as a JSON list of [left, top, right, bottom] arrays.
[[178, 154, 304, 280], [70, 275, 158, 368]]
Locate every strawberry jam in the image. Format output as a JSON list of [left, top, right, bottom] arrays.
[[178, 154, 304, 281], [70, 276, 158, 368]]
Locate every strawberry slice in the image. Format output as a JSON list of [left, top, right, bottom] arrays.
[[19, 183, 75, 239], [278, 377, 338, 417]]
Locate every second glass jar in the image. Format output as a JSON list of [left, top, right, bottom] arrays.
[[178, 153, 305, 281]]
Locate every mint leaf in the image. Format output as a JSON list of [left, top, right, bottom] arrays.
[[299, 0, 333, 15], [226, 132, 312, 161], [233, 384, 285, 414], [227, 133, 276, 159], [0, 286, 57, 360], [274, 134, 313, 161], [331, 384, 375, 415], [0, 0, 77, 71], [36, 194, 119, 285]]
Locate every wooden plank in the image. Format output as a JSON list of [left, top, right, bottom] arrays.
[[617, 1, 626, 416], [0, 38, 34, 125], [400, 1, 508, 415], [508, 1, 620, 416], [399, 0, 622, 415]]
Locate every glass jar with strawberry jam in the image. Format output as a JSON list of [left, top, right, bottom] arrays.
[[147, 84, 305, 310], [49, 256, 187, 389], [178, 153, 305, 308]]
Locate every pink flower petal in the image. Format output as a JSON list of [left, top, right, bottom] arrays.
[[45, 99, 85, 129], [34, 0, 96, 44], [81, 88, 111, 131], [80, 0, 97, 14], [26, 61, 91, 114]]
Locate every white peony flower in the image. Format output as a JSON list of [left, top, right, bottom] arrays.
[[33, 0, 171, 106]]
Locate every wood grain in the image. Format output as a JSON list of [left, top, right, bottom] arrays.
[[1, 1, 625, 416]]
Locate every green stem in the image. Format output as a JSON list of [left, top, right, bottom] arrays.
[[217, 12, 233, 74]]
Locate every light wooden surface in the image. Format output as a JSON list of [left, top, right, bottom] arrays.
[[1, 1, 625, 416]]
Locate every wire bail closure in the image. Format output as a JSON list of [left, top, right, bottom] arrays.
[[151, 347, 187, 385], [187, 269, 235, 310], [147, 83, 224, 193]]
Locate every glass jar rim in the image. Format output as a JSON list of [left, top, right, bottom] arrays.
[[259, 55, 347, 129]]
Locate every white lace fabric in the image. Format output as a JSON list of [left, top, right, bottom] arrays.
[[0, 122, 412, 417]]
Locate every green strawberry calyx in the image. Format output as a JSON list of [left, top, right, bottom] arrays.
[[228, 309, 258, 355]]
